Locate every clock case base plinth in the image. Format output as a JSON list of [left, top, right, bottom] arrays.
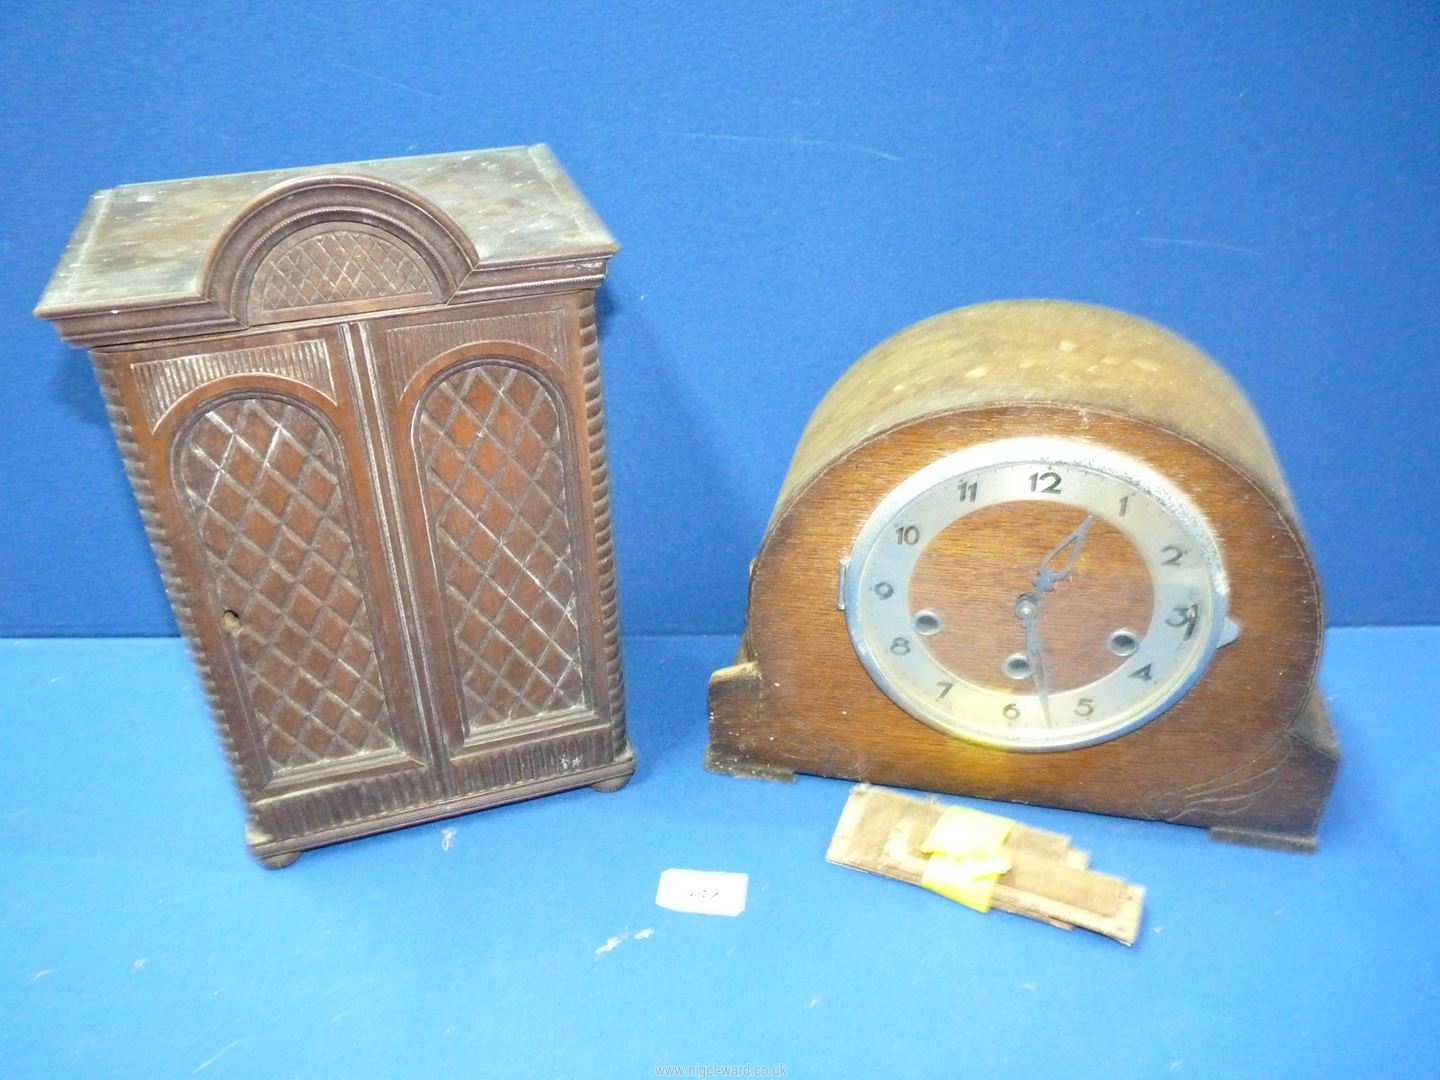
[[708, 655, 1336, 851]]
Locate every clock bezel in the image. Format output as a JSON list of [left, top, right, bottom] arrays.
[[841, 436, 1232, 751]]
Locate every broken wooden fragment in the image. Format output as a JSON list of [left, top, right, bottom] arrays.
[[825, 785, 1145, 945]]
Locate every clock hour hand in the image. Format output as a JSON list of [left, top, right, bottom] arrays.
[[1034, 513, 1095, 593]]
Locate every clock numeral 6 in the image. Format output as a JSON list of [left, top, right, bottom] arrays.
[[1003, 702, 1021, 721], [1028, 470, 1062, 494]]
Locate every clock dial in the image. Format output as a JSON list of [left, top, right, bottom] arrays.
[[843, 437, 1232, 750]]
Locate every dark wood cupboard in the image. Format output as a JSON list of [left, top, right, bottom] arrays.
[[36, 147, 634, 865]]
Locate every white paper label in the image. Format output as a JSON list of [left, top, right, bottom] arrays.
[[654, 868, 749, 917]]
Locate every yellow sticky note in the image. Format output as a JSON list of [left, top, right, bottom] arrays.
[[917, 806, 1015, 912], [920, 805, 1014, 859], [920, 853, 1012, 912]]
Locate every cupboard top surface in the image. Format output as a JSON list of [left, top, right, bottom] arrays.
[[35, 145, 615, 325]]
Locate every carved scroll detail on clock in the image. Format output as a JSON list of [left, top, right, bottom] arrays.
[[1140, 736, 1293, 821], [176, 396, 399, 777], [248, 224, 441, 320], [384, 311, 567, 399], [415, 363, 588, 735], [132, 340, 334, 430]]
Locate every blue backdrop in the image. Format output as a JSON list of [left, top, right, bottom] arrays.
[[2, 2, 1436, 634]]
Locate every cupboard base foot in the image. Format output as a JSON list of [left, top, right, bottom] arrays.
[[593, 744, 636, 792]]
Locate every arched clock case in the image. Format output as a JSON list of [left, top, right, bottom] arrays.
[[707, 300, 1338, 852]]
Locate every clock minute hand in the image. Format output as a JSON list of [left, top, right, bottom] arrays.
[[1034, 513, 1096, 593], [1015, 592, 1052, 726], [1017, 513, 1095, 727]]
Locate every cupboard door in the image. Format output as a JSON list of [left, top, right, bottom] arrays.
[[412, 362, 589, 731], [175, 397, 402, 773], [109, 330, 438, 843], [371, 310, 615, 795]]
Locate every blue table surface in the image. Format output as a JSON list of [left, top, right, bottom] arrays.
[[1, 629, 1435, 1079]]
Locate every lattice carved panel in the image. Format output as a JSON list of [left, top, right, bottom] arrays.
[[415, 364, 588, 734], [176, 397, 399, 775], [248, 224, 441, 321]]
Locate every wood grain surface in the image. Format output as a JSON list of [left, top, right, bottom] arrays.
[[910, 501, 1153, 693], [770, 300, 1298, 527]]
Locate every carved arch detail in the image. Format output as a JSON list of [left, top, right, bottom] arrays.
[[203, 175, 476, 326]]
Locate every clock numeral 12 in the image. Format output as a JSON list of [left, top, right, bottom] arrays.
[[1029, 471, 1062, 494]]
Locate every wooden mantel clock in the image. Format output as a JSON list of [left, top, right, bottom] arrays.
[[36, 146, 634, 866], [708, 300, 1338, 852]]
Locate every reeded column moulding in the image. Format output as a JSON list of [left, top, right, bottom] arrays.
[[36, 146, 634, 866]]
